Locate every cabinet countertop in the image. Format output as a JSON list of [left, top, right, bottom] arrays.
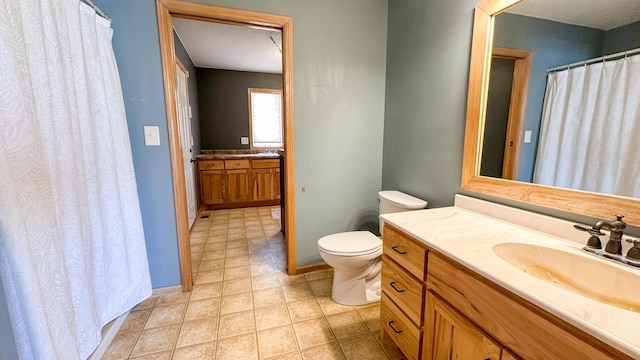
[[380, 205, 640, 358], [196, 153, 280, 161]]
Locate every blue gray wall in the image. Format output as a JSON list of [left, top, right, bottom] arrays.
[[95, 0, 181, 288], [382, 0, 478, 208], [603, 20, 640, 54], [494, 14, 603, 182], [96, 0, 388, 273], [0, 282, 18, 360]]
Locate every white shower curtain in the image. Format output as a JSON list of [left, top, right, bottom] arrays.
[[533, 54, 640, 198], [0, 0, 152, 359]]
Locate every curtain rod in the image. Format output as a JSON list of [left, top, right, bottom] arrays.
[[547, 47, 640, 73], [81, 0, 110, 21]]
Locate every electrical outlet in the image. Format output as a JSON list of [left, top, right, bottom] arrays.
[[144, 126, 160, 146], [301, 187, 306, 193], [241, 136, 249, 145], [524, 130, 532, 143]]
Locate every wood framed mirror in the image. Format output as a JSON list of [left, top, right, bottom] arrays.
[[461, 0, 640, 226]]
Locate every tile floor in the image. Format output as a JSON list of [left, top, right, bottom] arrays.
[[103, 206, 405, 360]]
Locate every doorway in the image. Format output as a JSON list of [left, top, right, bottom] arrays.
[[156, 0, 296, 291]]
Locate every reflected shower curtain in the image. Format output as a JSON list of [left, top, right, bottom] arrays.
[[533, 54, 640, 198], [0, 0, 152, 359]]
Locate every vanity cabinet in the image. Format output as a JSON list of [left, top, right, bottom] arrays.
[[198, 158, 280, 209], [252, 159, 280, 201], [380, 223, 631, 360]]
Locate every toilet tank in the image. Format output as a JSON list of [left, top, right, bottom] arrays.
[[378, 191, 427, 234]]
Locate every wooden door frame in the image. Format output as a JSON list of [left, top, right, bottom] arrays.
[[156, 0, 297, 291], [492, 46, 531, 180]]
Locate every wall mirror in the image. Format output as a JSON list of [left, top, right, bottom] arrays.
[[462, 0, 640, 226]]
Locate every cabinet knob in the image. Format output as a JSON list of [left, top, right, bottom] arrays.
[[391, 246, 407, 255]]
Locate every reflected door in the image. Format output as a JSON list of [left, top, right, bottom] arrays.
[[176, 60, 196, 227]]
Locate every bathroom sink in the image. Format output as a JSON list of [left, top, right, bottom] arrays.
[[492, 243, 640, 312]]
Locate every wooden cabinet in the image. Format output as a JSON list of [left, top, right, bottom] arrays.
[[380, 223, 631, 360], [198, 157, 281, 209], [426, 292, 501, 360]]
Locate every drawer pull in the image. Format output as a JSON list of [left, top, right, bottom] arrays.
[[389, 281, 405, 293], [387, 321, 403, 334], [391, 246, 407, 255]]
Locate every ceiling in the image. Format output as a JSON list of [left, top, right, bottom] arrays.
[[506, 0, 640, 31], [172, 17, 283, 74]]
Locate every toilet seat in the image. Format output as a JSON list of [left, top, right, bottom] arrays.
[[318, 231, 382, 257]]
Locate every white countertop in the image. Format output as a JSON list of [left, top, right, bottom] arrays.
[[380, 198, 640, 358]]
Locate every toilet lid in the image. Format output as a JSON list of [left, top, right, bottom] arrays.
[[318, 231, 382, 256]]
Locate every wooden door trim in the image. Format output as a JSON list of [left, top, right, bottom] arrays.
[[156, 0, 297, 291], [492, 46, 531, 180]]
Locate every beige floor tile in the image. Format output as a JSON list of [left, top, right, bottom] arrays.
[[372, 332, 404, 360], [218, 310, 256, 338], [355, 303, 381, 332], [316, 297, 353, 316], [250, 262, 277, 276], [215, 332, 259, 360], [268, 352, 303, 360], [199, 258, 224, 271], [257, 325, 299, 359], [326, 311, 369, 340], [129, 351, 171, 360], [293, 318, 335, 350], [210, 223, 228, 231], [102, 330, 138, 360], [255, 304, 291, 330], [227, 239, 249, 249], [225, 255, 251, 268], [287, 298, 323, 323], [144, 303, 186, 329], [301, 342, 346, 360], [130, 324, 180, 357], [219, 292, 254, 314], [251, 274, 281, 290], [184, 297, 220, 321], [228, 226, 245, 235], [190, 236, 207, 245], [304, 270, 333, 282], [195, 269, 224, 284], [245, 225, 263, 233], [278, 273, 307, 285], [338, 334, 387, 360], [226, 246, 249, 257], [172, 341, 216, 360], [204, 241, 226, 251], [224, 265, 251, 280], [308, 279, 332, 297], [119, 309, 151, 334], [132, 297, 158, 311], [248, 244, 269, 255], [176, 317, 218, 348], [248, 237, 268, 245], [190, 282, 222, 301], [202, 249, 226, 260], [253, 287, 285, 308], [282, 282, 315, 302], [222, 277, 252, 295]]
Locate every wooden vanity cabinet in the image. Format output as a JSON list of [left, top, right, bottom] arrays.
[[380, 223, 632, 360], [198, 157, 280, 209]]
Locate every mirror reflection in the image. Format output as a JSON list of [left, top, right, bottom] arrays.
[[480, 0, 640, 198]]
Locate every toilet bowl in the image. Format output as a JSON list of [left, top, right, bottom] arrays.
[[317, 191, 427, 306]]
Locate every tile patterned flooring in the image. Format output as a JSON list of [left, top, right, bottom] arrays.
[[103, 206, 405, 360]]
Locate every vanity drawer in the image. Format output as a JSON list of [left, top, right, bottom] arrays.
[[198, 160, 224, 170], [224, 159, 250, 169], [381, 255, 424, 325], [380, 292, 422, 360], [252, 159, 280, 168], [383, 224, 428, 280]]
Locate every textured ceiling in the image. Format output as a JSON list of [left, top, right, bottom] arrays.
[[172, 18, 282, 74], [506, 0, 640, 31]]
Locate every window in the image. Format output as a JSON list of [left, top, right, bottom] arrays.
[[248, 88, 283, 149]]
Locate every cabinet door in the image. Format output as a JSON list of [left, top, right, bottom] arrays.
[[253, 168, 273, 201], [226, 169, 251, 203], [273, 168, 281, 200], [200, 170, 225, 204], [426, 292, 501, 360]]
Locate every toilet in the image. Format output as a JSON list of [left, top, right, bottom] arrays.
[[317, 191, 427, 305]]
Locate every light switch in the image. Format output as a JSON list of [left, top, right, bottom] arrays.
[[524, 130, 532, 144], [144, 126, 160, 146], [241, 136, 249, 145]]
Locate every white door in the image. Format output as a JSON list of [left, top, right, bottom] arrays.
[[176, 60, 196, 227]]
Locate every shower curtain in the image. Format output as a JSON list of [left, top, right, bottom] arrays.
[[0, 0, 152, 359], [533, 54, 640, 198]]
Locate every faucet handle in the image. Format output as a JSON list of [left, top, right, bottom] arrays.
[[625, 238, 640, 262], [573, 224, 603, 249], [573, 224, 605, 236]]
